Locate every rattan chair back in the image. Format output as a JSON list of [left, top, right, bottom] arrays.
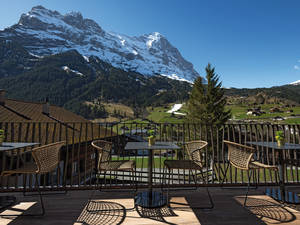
[[185, 140, 208, 168], [223, 140, 256, 170], [91, 140, 112, 170], [32, 141, 65, 174]]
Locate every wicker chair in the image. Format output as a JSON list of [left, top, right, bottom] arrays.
[[1, 141, 65, 216], [87, 140, 136, 211], [222, 140, 279, 206], [163, 140, 214, 209]]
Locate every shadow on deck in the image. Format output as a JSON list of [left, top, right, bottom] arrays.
[[1, 187, 300, 225]]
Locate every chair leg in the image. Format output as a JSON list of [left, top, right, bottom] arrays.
[[276, 169, 280, 186], [161, 166, 171, 206], [254, 170, 258, 189], [23, 174, 27, 196], [205, 187, 214, 209], [220, 163, 230, 188], [23, 174, 67, 197], [161, 166, 197, 192], [244, 170, 253, 207], [99, 171, 135, 193], [191, 169, 198, 190], [35, 174, 45, 216], [87, 170, 136, 212], [164, 167, 197, 206], [133, 168, 138, 193], [221, 165, 257, 190], [127, 169, 137, 211], [124, 168, 138, 211], [87, 171, 109, 212], [86, 170, 100, 212], [161, 166, 214, 210], [161, 165, 167, 192], [1, 174, 45, 217], [191, 169, 214, 209], [167, 169, 214, 210], [167, 168, 171, 206], [198, 168, 207, 184], [186, 187, 214, 210]]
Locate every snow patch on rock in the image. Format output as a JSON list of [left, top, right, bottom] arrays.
[[62, 66, 84, 76]]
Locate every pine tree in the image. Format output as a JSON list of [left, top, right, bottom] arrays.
[[187, 63, 231, 125]]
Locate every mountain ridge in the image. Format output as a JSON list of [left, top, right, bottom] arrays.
[[0, 39, 192, 119], [0, 5, 200, 83]]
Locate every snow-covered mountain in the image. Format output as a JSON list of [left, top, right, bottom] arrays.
[[0, 5, 200, 82], [290, 80, 300, 85]]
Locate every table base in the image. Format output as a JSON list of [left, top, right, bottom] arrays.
[[265, 188, 300, 204], [135, 191, 167, 208], [0, 195, 16, 210]]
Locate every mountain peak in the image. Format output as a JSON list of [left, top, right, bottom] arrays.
[[31, 5, 47, 12], [148, 32, 163, 39], [65, 11, 83, 19], [18, 5, 62, 28], [30, 5, 61, 17], [2, 6, 200, 82], [30, 5, 50, 12], [146, 32, 164, 48]]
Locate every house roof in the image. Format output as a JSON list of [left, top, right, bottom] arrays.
[[0, 98, 116, 144], [0, 99, 87, 123]]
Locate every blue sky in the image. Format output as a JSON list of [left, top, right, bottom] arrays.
[[1, 0, 300, 88]]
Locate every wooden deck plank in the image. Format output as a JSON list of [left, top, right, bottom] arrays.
[[0, 187, 300, 225]]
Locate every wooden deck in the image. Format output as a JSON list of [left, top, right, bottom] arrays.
[[1, 187, 300, 225]]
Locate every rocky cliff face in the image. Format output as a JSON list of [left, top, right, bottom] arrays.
[[0, 5, 200, 82]]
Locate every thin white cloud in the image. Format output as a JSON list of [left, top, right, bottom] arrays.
[[298, 59, 300, 63], [294, 65, 300, 70]]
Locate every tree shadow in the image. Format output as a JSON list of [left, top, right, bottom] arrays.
[[75, 201, 126, 225], [235, 196, 296, 223]]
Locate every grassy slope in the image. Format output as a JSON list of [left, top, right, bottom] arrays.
[[92, 100, 300, 124], [227, 104, 300, 124], [103, 103, 134, 117], [90, 102, 135, 123], [146, 103, 300, 124]]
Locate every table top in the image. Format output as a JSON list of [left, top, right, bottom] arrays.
[[125, 141, 180, 150], [0, 142, 39, 151], [247, 141, 300, 150]]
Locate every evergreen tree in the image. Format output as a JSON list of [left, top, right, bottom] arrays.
[[187, 63, 231, 125]]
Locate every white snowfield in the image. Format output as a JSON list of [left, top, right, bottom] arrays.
[[167, 104, 186, 115], [290, 80, 300, 85]]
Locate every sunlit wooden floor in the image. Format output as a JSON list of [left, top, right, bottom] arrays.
[[1, 187, 300, 225]]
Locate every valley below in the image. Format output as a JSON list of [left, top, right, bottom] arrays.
[[89, 100, 300, 125]]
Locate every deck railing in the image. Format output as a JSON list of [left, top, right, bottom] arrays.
[[0, 122, 300, 192]]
